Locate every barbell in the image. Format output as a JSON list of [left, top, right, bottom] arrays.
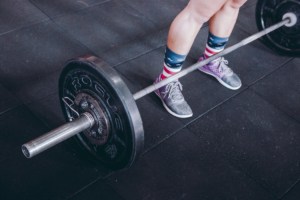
[[256, 0, 300, 55], [21, 0, 299, 170]]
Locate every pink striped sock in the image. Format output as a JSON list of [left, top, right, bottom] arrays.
[[160, 46, 186, 80], [204, 44, 224, 58], [160, 63, 181, 80], [204, 32, 229, 59]]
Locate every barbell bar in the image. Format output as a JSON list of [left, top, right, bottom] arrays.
[[133, 12, 296, 100], [21, 10, 298, 169]]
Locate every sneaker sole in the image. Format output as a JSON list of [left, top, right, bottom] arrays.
[[199, 68, 242, 90], [155, 91, 193, 119]]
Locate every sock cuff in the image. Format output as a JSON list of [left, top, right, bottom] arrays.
[[164, 46, 186, 69], [208, 32, 229, 42], [207, 32, 229, 50]]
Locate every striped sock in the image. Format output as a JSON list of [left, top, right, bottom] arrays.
[[204, 32, 229, 58], [160, 46, 186, 80]]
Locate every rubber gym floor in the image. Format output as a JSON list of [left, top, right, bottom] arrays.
[[0, 0, 299, 199]]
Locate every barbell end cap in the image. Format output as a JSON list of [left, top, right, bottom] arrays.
[[21, 144, 31, 158], [282, 12, 298, 27]]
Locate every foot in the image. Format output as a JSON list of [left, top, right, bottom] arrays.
[[198, 56, 242, 90], [154, 77, 193, 118]]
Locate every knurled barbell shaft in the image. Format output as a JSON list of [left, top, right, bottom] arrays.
[[133, 18, 290, 100], [22, 112, 95, 158]]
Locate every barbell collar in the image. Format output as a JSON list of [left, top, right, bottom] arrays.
[[282, 12, 297, 27], [22, 112, 95, 158], [133, 17, 290, 100]]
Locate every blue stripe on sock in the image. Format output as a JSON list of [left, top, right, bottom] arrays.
[[207, 32, 229, 50], [164, 46, 186, 69]]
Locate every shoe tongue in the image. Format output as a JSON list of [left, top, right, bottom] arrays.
[[169, 82, 184, 101], [214, 57, 222, 62], [211, 57, 222, 64], [212, 58, 232, 76], [219, 63, 233, 76]]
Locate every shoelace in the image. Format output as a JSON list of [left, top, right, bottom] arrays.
[[162, 81, 184, 102], [213, 57, 233, 75]]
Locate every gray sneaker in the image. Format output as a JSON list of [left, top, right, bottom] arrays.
[[198, 56, 242, 90], [154, 77, 193, 118]]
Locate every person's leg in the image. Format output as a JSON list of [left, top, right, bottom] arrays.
[[209, 0, 247, 37], [167, 0, 227, 55], [199, 0, 247, 90], [161, 0, 226, 80], [156, 0, 226, 118], [203, 0, 247, 58]]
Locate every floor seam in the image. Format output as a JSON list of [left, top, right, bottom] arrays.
[[249, 87, 300, 125], [279, 179, 300, 199]]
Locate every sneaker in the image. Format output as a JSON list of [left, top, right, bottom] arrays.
[[198, 56, 242, 90], [154, 77, 193, 118]]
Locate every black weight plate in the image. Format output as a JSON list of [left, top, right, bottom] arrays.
[[256, 0, 300, 56], [59, 55, 144, 170]]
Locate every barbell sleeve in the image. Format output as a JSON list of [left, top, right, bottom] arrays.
[[22, 112, 95, 158], [133, 17, 290, 100]]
